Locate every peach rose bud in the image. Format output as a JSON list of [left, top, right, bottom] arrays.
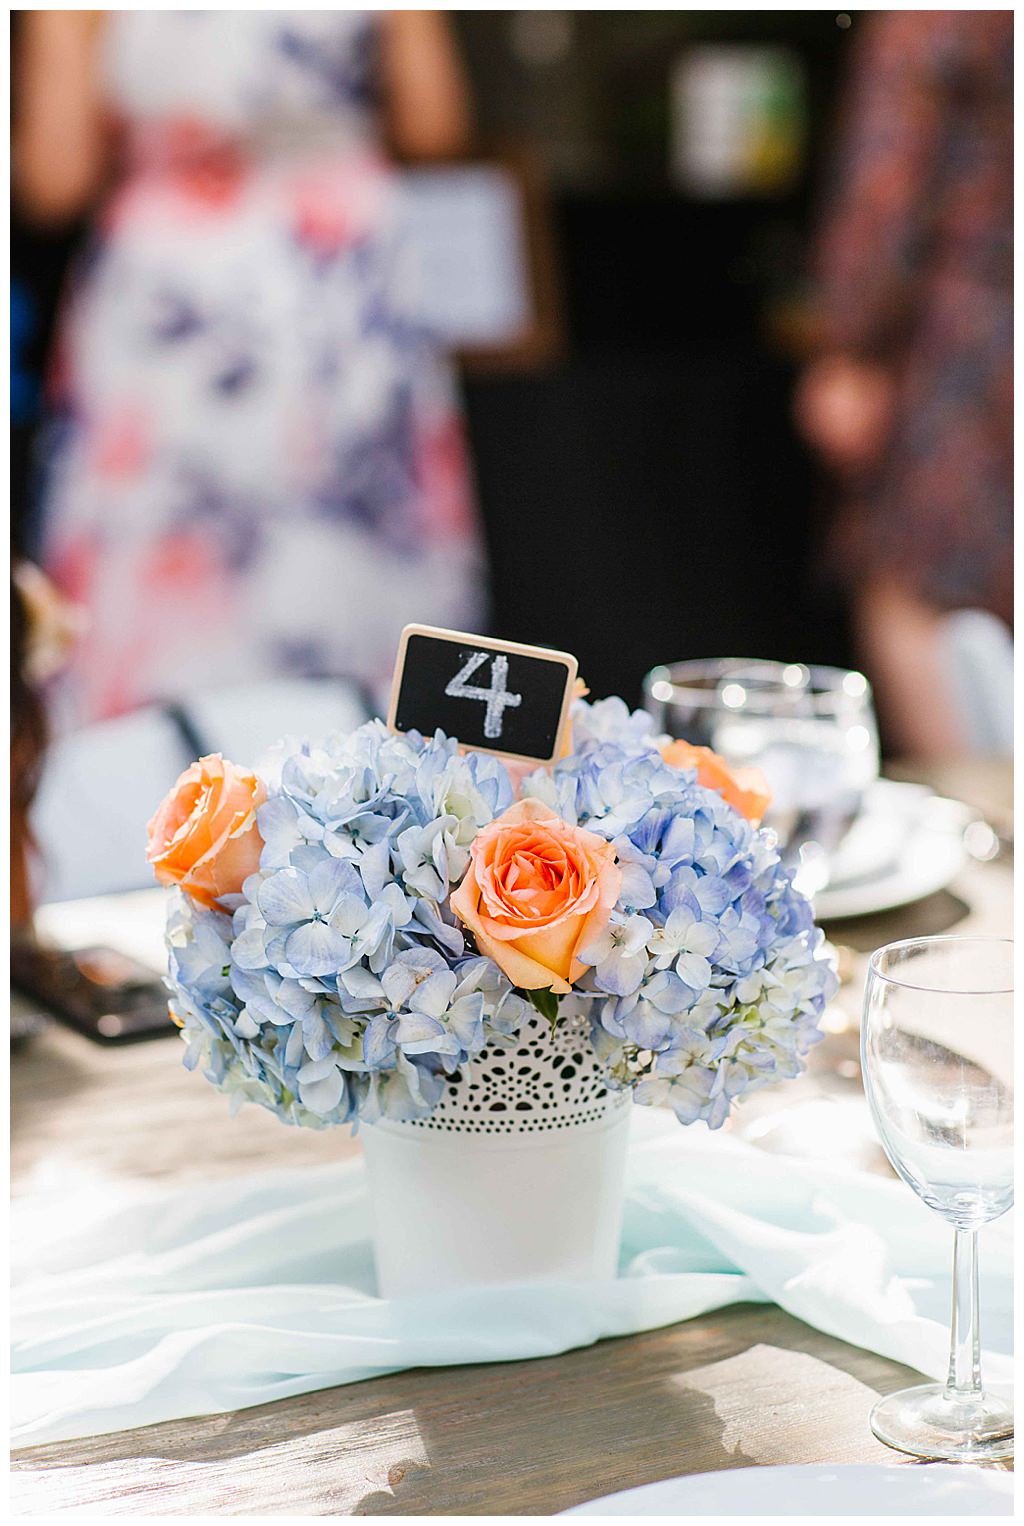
[[146, 754, 266, 911], [450, 798, 621, 994], [660, 739, 771, 825]]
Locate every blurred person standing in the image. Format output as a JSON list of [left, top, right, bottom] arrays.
[[14, 10, 483, 726], [796, 11, 1011, 758]]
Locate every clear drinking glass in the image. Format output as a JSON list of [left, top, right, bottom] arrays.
[[861, 936, 1013, 1461], [643, 658, 879, 891]]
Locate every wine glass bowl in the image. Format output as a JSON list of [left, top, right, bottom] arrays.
[[861, 936, 1013, 1462]]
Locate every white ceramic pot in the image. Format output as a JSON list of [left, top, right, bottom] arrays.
[[362, 1006, 631, 1298]]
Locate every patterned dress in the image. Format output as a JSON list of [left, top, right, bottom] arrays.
[[815, 11, 1012, 625], [41, 10, 484, 726]]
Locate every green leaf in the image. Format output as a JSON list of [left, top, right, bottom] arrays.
[[525, 985, 561, 1033]]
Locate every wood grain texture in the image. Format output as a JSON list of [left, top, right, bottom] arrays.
[[11, 1307, 923, 1516], [11, 764, 1012, 1514]]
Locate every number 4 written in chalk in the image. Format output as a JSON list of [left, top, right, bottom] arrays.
[[445, 651, 523, 740]]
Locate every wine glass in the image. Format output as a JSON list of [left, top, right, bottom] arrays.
[[861, 936, 1013, 1461], [643, 658, 879, 893]]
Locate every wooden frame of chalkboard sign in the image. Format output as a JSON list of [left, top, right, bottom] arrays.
[[388, 624, 578, 766]]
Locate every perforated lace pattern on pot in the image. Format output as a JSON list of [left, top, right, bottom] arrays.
[[402, 1009, 630, 1134]]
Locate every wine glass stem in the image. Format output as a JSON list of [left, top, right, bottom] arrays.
[[946, 1226, 982, 1401]]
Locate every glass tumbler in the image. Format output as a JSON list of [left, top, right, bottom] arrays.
[[644, 657, 879, 892]]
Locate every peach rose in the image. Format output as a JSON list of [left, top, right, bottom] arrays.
[[146, 754, 266, 910], [661, 739, 771, 825], [450, 797, 621, 993]]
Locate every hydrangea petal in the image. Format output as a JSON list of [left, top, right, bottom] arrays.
[[257, 869, 316, 928], [284, 920, 351, 977]]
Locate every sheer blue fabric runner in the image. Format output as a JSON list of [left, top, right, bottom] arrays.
[[12, 1110, 1012, 1447]]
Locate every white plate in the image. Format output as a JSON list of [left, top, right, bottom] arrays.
[[34, 886, 170, 972], [562, 1462, 1013, 1516], [813, 780, 971, 921]]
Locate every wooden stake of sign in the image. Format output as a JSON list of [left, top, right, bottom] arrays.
[[387, 625, 578, 765]]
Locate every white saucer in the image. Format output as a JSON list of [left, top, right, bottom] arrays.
[[562, 1462, 1013, 1516], [813, 780, 971, 921]]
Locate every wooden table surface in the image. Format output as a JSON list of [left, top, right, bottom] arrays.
[[11, 764, 1012, 1515]]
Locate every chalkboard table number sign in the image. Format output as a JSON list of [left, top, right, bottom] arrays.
[[388, 624, 579, 765]]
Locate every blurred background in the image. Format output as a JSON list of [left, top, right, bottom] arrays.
[[10, 9, 1013, 910]]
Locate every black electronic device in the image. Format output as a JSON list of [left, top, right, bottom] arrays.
[[11, 941, 175, 1045]]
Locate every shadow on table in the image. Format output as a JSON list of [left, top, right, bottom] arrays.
[[355, 1371, 759, 1516]]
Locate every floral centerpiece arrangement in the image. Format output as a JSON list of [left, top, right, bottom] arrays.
[[147, 693, 838, 1135]]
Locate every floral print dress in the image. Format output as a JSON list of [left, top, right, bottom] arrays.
[[815, 11, 1012, 625], [42, 10, 484, 726]]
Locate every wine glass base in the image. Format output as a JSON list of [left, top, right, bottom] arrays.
[[870, 1384, 1013, 1462]]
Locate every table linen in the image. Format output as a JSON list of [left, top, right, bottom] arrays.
[[12, 1107, 1012, 1447]]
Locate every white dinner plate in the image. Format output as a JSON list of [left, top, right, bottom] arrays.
[[34, 886, 171, 973], [562, 1462, 1013, 1516], [813, 780, 971, 922]]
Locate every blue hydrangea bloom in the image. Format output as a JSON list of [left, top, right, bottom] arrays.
[[164, 702, 837, 1131], [526, 698, 839, 1128], [164, 723, 529, 1127]]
